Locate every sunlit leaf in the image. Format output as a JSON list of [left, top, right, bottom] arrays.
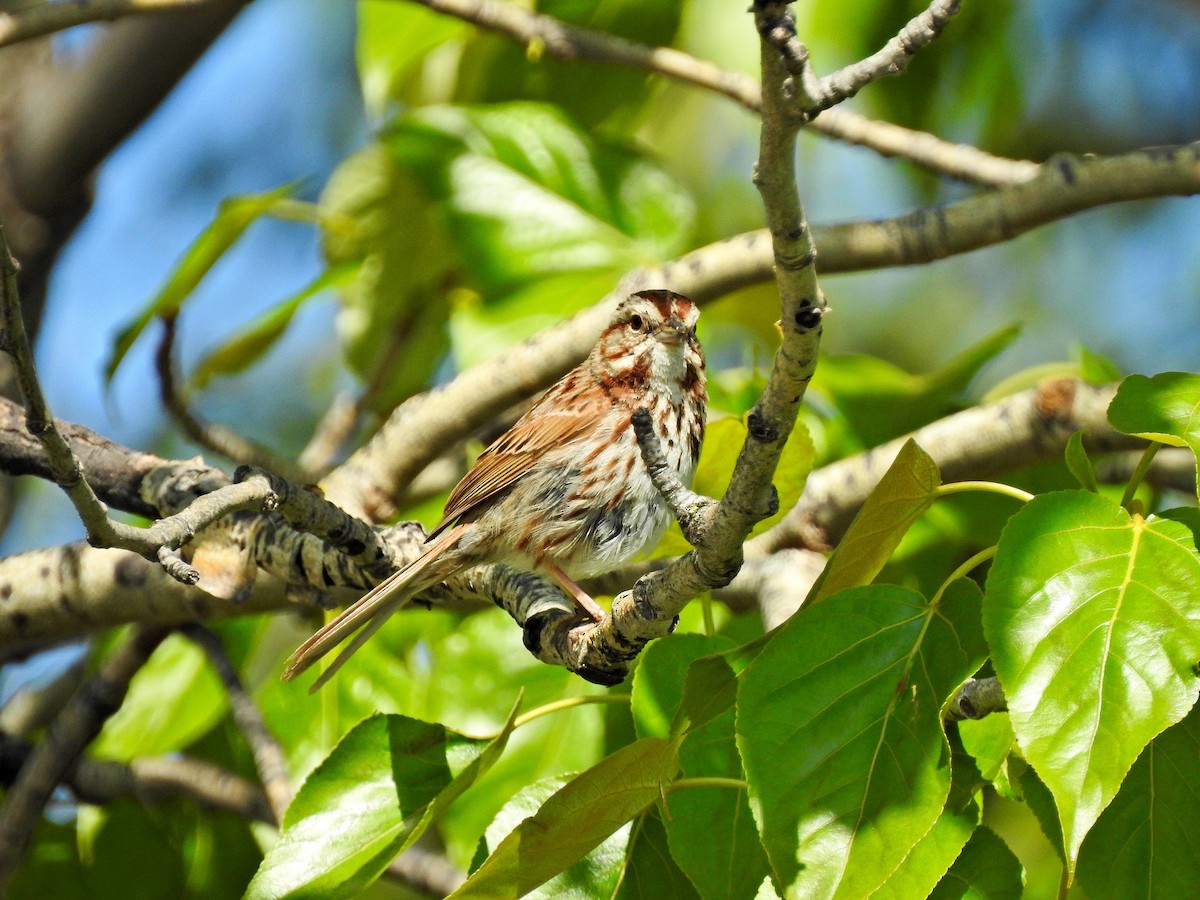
[[737, 580, 987, 898], [1076, 703, 1200, 899], [187, 264, 351, 391], [1108, 372, 1200, 502], [247, 703, 518, 899], [928, 826, 1024, 900], [984, 491, 1200, 875], [451, 737, 680, 899], [105, 184, 295, 383], [807, 439, 941, 605], [356, 0, 466, 116], [92, 634, 226, 762]]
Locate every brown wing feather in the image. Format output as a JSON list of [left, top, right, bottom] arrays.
[[430, 374, 608, 536]]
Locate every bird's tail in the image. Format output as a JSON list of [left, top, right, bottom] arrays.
[[281, 524, 470, 692]]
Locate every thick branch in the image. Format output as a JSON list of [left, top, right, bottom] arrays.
[[944, 676, 1007, 722], [752, 379, 1140, 553]]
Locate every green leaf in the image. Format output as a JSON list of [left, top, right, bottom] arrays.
[[1064, 431, 1099, 492], [811, 324, 1019, 448], [1076, 703, 1200, 899], [322, 141, 454, 412], [874, 729, 984, 898], [356, 0, 467, 116], [655, 416, 814, 558], [634, 635, 770, 900], [187, 264, 350, 391], [1108, 372, 1200, 501], [928, 826, 1024, 900], [247, 703, 519, 899], [736, 580, 988, 898], [807, 439, 941, 605], [105, 184, 295, 383], [92, 634, 226, 761], [1076, 344, 1122, 385], [983, 491, 1200, 875], [451, 737, 680, 899], [671, 631, 773, 739], [390, 103, 694, 296], [958, 712, 1017, 795], [619, 811, 701, 900], [631, 634, 733, 740]]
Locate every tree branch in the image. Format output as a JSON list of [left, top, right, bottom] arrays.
[[944, 676, 1007, 722], [406, 0, 1034, 188], [0, 624, 172, 889], [751, 379, 1140, 554], [0, 0, 215, 49]]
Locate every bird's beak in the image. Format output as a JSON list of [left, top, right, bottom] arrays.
[[654, 317, 689, 345]]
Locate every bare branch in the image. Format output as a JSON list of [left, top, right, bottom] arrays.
[[0, 733, 273, 823], [0, 624, 172, 888], [752, 380, 1140, 554], [0, 0, 214, 49], [406, 0, 1033, 187], [806, 0, 964, 114], [183, 625, 292, 823], [944, 676, 1007, 722], [156, 313, 313, 484], [631, 409, 719, 546]]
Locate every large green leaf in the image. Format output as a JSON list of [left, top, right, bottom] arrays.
[[92, 634, 226, 761], [356, 0, 467, 116], [1108, 372, 1200, 502], [1076, 703, 1200, 899], [928, 826, 1024, 900], [247, 705, 518, 899], [389, 103, 694, 296], [736, 580, 988, 898], [873, 730, 984, 898], [983, 491, 1200, 875], [632, 635, 770, 900], [807, 439, 941, 605], [620, 811, 702, 900], [105, 185, 295, 383], [450, 737, 680, 899]]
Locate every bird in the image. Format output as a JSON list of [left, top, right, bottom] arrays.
[[283, 289, 707, 690]]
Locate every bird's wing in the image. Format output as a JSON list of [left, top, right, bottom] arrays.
[[430, 382, 608, 536]]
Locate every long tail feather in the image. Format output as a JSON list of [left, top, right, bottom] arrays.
[[281, 525, 469, 687]]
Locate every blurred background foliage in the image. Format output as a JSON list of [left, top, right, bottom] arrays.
[[3, 0, 1199, 895]]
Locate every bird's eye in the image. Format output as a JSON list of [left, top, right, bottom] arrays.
[[629, 314, 645, 332]]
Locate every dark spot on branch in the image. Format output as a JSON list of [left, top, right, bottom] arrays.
[[747, 411, 779, 442], [575, 663, 627, 687], [114, 555, 147, 588], [795, 307, 823, 330], [1053, 155, 1077, 186], [0, 584, 10, 600], [11, 612, 28, 632]]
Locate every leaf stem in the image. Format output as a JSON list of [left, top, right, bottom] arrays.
[[701, 593, 716, 637], [666, 776, 749, 794], [934, 481, 1034, 503], [511, 694, 631, 731], [931, 546, 997, 606], [1120, 441, 1160, 511]]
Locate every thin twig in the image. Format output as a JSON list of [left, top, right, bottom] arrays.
[[297, 391, 362, 476], [156, 312, 313, 484], [944, 676, 1007, 722], [0, 656, 88, 739], [806, 0, 964, 115], [0, 226, 275, 582], [183, 625, 292, 822], [0, 624, 172, 890], [0, 0, 213, 49], [630, 408, 719, 545]]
